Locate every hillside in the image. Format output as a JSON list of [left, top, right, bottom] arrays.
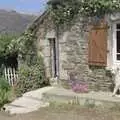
[[0, 9, 36, 35]]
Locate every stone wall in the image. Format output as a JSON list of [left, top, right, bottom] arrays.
[[35, 13, 113, 92], [35, 14, 55, 78], [58, 17, 113, 92]]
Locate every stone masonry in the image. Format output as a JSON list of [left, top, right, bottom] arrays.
[[35, 13, 113, 92]]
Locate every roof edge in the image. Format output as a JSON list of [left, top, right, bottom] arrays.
[[26, 10, 50, 33]]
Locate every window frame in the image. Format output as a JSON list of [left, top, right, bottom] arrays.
[[113, 22, 120, 63]]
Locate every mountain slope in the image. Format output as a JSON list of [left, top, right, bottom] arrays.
[[0, 9, 36, 34]]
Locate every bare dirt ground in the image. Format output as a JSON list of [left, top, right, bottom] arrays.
[[0, 105, 120, 120]]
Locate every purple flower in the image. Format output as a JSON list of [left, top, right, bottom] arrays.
[[70, 81, 88, 93]]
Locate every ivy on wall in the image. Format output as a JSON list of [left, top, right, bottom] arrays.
[[0, 34, 18, 71], [8, 30, 48, 96], [8, 30, 37, 65], [47, 0, 120, 25], [0, 34, 18, 57]]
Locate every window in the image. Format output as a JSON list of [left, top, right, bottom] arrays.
[[88, 26, 107, 66], [116, 24, 120, 60]]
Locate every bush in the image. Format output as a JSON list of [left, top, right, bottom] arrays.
[[15, 62, 49, 97], [0, 77, 12, 108]]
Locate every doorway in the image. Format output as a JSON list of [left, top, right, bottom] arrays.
[[49, 38, 59, 78]]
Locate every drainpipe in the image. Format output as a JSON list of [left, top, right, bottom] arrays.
[[55, 25, 60, 84]]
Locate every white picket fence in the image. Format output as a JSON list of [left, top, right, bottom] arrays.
[[4, 67, 18, 86]]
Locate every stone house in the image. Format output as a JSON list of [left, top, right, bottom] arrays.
[[29, 11, 120, 92]]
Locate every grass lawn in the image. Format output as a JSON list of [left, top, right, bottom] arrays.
[[0, 103, 120, 120]]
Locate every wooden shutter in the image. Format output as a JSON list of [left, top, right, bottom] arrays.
[[88, 24, 107, 66]]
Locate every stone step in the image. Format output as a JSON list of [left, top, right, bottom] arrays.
[[9, 97, 43, 108], [43, 87, 120, 109], [3, 87, 54, 114], [23, 86, 54, 99], [4, 104, 39, 114], [24, 96, 42, 101], [4, 97, 49, 114]]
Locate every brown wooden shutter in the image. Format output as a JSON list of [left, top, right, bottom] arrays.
[[88, 24, 107, 66]]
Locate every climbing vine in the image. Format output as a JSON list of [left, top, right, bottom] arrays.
[[0, 34, 18, 57], [8, 30, 48, 96], [8, 30, 36, 55], [0, 34, 18, 72], [47, 0, 120, 25], [8, 30, 37, 65]]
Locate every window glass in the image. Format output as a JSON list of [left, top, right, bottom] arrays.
[[117, 24, 120, 29], [117, 54, 120, 60], [117, 31, 120, 53]]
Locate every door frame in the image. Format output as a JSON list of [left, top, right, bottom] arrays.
[[49, 38, 59, 78]]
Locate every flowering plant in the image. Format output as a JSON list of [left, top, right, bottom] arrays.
[[68, 72, 88, 93], [69, 81, 88, 93]]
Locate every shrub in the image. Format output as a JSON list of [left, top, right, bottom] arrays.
[[15, 61, 49, 97], [0, 77, 12, 108]]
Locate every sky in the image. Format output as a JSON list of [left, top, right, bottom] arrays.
[[0, 0, 48, 14]]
